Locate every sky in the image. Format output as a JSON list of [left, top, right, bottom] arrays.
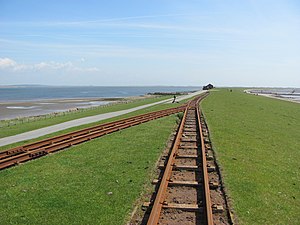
[[0, 0, 299, 87]]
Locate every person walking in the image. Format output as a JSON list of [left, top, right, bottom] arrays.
[[172, 95, 176, 103]]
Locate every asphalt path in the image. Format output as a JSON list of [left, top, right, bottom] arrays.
[[0, 90, 205, 147]]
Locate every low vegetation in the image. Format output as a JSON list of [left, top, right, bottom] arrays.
[[0, 115, 178, 225], [0, 95, 171, 138], [0, 97, 183, 151], [201, 89, 300, 224]]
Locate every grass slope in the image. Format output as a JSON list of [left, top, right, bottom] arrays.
[[0, 115, 178, 225], [0, 96, 171, 138], [201, 89, 300, 224], [0, 99, 181, 151]]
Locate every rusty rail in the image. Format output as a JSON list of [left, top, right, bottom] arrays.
[[146, 97, 190, 225], [0, 106, 185, 160], [196, 97, 214, 225], [0, 104, 187, 170], [146, 92, 212, 224]]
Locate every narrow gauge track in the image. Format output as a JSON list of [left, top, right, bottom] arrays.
[[0, 104, 189, 170], [145, 93, 230, 225]]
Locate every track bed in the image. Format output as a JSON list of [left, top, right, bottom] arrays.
[[143, 94, 233, 225]]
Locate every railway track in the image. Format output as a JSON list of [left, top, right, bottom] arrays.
[[0, 103, 189, 170], [144, 94, 232, 225], [1, 92, 233, 224]]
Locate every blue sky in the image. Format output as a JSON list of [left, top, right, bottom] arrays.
[[0, 0, 299, 87]]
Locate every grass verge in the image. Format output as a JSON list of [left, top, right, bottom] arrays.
[[0, 114, 178, 225], [0, 99, 182, 151], [201, 88, 300, 224], [0, 95, 171, 138]]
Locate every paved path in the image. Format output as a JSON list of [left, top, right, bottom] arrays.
[[164, 90, 206, 103], [0, 90, 205, 147]]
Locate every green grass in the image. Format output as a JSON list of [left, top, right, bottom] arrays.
[[0, 99, 182, 151], [0, 114, 178, 225], [0, 95, 171, 138], [201, 89, 300, 225]]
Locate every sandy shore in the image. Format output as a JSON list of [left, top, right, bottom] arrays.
[[0, 91, 205, 146], [0, 95, 153, 121]]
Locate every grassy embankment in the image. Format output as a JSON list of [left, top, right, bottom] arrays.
[[0, 96, 187, 150], [201, 89, 300, 224], [0, 113, 179, 224], [0, 93, 197, 224], [0, 95, 172, 139]]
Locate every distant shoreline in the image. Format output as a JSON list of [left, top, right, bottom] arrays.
[[245, 89, 300, 104], [0, 85, 201, 102], [0, 95, 154, 121], [0, 96, 125, 104]]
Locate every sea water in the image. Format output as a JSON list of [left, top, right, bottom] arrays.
[[0, 86, 201, 120], [0, 86, 201, 102]]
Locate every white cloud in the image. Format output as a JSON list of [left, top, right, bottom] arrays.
[[0, 57, 100, 73], [0, 58, 17, 68], [34, 61, 73, 70]]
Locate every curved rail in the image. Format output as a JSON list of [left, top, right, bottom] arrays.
[[0, 104, 187, 170]]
